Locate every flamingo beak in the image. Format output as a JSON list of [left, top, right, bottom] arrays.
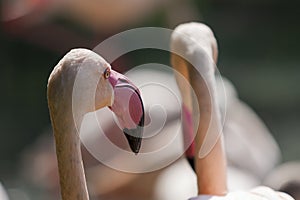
[[108, 69, 144, 154]]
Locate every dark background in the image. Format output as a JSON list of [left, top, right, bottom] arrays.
[[1, 0, 299, 199]]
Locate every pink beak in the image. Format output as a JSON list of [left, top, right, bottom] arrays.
[[108, 69, 144, 154]]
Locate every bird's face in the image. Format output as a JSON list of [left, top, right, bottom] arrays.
[[95, 65, 144, 154]]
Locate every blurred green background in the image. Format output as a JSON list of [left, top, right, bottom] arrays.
[[1, 0, 299, 199]]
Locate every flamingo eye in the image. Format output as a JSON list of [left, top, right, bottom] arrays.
[[104, 67, 110, 79]]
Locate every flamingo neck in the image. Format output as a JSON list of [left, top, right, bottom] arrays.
[[50, 102, 89, 200], [48, 65, 90, 200], [186, 54, 227, 195], [171, 22, 227, 195]]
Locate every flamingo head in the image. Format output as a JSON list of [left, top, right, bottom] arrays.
[[76, 49, 145, 154], [48, 49, 144, 154]]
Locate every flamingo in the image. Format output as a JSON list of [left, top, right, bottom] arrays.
[[47, 48, 144, 200], [171, 22, 227, 195], [170, 22, 294, 199]]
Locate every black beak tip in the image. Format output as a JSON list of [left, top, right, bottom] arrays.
[[123, 127, 143, 154]]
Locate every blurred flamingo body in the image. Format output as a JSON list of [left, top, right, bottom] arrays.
[[170, 22, 294, 199]]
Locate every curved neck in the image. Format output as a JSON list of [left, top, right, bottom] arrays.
[[48, 63, 90, 200], [190, 67, 227, 195], [51, 107, 89, 200], [172, 49, 227, 195]]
